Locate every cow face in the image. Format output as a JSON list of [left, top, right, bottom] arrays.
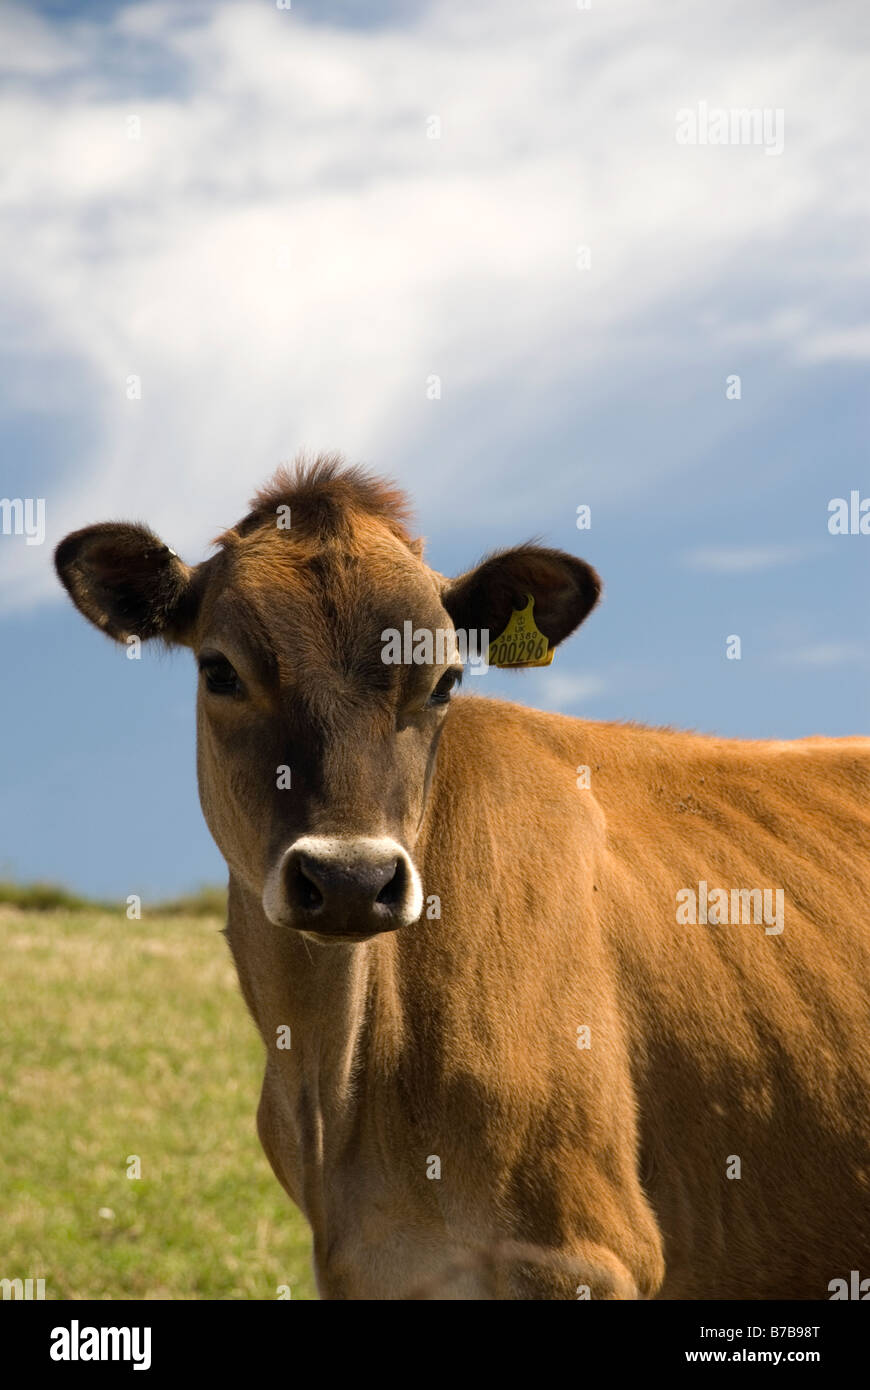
[[55, 459, 600, 942]]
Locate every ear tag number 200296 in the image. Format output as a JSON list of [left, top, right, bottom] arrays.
[[487, 595, 554, 668]]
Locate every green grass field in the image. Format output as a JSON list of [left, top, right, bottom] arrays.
[[1, 904, 316, 1300]]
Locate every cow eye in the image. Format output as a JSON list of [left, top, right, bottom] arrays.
[[427, 669, 461, 707], [199, 655, 241, 696]]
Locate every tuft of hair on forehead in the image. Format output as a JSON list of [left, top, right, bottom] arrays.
[[220, 453, 415, 548]]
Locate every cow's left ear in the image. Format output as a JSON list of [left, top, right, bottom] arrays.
[[55, 522, 198, 644], [442, 545, 601, 650]]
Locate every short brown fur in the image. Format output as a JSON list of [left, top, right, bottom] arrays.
[[55, 458, 870, 1300]]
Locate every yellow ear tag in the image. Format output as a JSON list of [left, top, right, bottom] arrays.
[[488, 594, 554, 668]]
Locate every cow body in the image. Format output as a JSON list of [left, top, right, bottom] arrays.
[[228, 697, 870, 1299], [55, 458, 870, 1299]]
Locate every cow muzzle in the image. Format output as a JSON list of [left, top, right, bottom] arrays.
[[262, 835, 424, 940]]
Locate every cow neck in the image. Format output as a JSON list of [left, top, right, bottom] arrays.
[[226, 873, 402, 1134]]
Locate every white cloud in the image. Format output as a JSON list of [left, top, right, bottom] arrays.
[[796, 326, 870, 363], [1, 0, 869, 609], [778, 642, 867, 667], [682, 545, 805, 573], [507, 670, 608, 712]]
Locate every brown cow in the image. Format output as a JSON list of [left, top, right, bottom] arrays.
[[55, 456, 870, 1299]]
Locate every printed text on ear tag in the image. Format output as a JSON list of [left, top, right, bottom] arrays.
[[488, 594, 555, 668]]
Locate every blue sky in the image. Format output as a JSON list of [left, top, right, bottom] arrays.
[[1, 0, 868, 898]]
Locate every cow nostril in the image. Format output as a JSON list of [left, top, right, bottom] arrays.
[[375, 858, 404, 909], [288, 857, 325, 913], [299, 872, 324, 911]]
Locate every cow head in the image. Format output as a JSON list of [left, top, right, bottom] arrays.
[[55, 458, 601, 943]]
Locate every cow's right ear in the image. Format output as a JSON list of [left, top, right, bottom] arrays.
[[55, 522, 197, 644]]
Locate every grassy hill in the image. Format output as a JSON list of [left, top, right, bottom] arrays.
[[0, 901, 315, 1300]]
